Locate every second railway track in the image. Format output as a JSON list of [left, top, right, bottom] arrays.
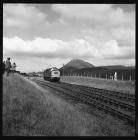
[[32, 78, 135, 125]]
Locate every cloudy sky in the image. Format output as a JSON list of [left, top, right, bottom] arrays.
[[3, 4, 135, 72]]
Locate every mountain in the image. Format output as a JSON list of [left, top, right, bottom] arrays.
[[59, 59, 135, 80], [60, 59, 94, 74], [63, 59, 94, 69]]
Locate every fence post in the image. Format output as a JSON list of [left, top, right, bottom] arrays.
[[106, 74, 107, 79], [122, 75, 123, 81], [129, 75, 131, 81], [99, 73, 100, 79]]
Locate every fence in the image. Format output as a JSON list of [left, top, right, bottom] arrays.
[[62, 73, 135, 81]]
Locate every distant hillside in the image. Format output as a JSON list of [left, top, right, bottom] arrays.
[[60, 59, 94, 74], [64, 59, 94, 69], [99, 65, 135, 70], [70, 67, 135, 80], [59, 59, 135, 80]]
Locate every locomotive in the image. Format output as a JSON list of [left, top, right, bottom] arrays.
[[43, 67, 60, 82]]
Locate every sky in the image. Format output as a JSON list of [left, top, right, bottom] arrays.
[[3, 4, 135, 72]]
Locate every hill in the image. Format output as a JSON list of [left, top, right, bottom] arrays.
[[59, 59, 135, 80], [99, 65, 135, 70], [73, 67, 135, 80], [60, 59, 94, 74]]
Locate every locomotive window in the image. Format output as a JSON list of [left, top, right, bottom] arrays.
[[54, 72, 58, 74]]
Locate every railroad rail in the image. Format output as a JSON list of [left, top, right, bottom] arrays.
[[60, 82, 135, 111], [32, 78, 135, 125], [61, 82, 135, 103]]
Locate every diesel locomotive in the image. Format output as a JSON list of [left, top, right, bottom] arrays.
[[43, 67, 60, 82]]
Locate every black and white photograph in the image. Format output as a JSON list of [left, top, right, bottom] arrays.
[[3, 3, 135, 136]]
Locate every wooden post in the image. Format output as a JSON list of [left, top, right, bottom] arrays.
[[106, 74, 107, 79], [129, 75, 131, 81], [122, 75, 123, 81]]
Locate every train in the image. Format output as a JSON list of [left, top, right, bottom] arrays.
[[43, 67, 60, 82]]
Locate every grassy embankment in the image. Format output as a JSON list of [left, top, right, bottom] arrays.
[[61, 76, 135, 94], [3, 74, 135, 136]]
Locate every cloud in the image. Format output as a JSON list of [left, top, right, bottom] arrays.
[[52, 4, 112, 20], [101, 40, 135, 59], [51, 4, 135, 48], [3, 4, 50, 39], [52, 4, 135, 28], [111, 27, 135, 47], [3, 4, 135, 44], [3, 37, 135, 60], [3, 36, 135, 72], [4, 4, 48, 28], [3, 37, 97, 59], [82, 25, 135, 49]]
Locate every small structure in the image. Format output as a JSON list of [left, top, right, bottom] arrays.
[[114, 72, 117, 81]]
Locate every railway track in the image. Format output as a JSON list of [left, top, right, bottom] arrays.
[[61, 82, 135, 103], [60, 82, 135, 111], [32, 78, 135, 125]]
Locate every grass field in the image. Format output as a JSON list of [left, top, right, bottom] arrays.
[[3, 74, 135, 136], [61, 76, 135, 94]]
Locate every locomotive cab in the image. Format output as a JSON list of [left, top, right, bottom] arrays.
[[44, 67, 60, 82]]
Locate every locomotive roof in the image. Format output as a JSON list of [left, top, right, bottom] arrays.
[[51, 67, 58, 70], [44, 67, 59, 71]]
